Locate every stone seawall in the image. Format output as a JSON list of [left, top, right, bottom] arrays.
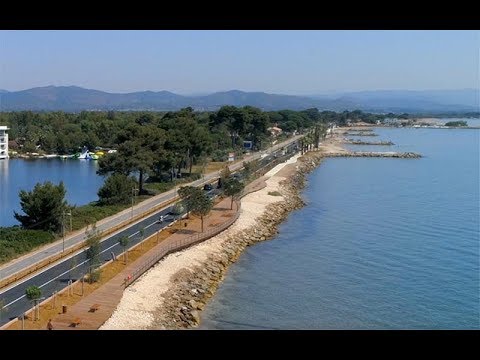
[[344, 139, 394, 145], [326, 151, 421, 158], [151, 152, 325, 329]]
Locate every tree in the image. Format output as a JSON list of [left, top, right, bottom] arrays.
[[313, 124, 327, 149], [445, 120, 467, 127], [97, 124, 166, 194], [118, 235, 129, 264], [85, 224, 102, 283], [190, 190, 213, 232], [25, 285, 42, 320], [220, 165, 231, 184], [223, 178, 245, 210], [14, 181, 69, 232], [177, 186, 197, 218], [98, 174, 137, 205]]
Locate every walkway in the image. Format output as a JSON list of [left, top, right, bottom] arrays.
[[49, 197, 238, 330], [0, 135, 302, 289]]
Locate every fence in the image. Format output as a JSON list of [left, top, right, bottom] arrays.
[[124, 148, 299, 287], [124, 200, 241, 287]]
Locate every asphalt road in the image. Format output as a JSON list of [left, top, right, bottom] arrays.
[[0, 138, 299, 327], [0, 135, 302, 282]]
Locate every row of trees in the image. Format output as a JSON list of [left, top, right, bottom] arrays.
[[1, 107, 391, 156]]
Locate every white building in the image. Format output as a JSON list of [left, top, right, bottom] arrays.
[[0, 126, 8, 159]]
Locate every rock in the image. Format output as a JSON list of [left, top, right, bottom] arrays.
[[190, 310, 200, 323], [188, 299, 198, 309], [196, 302, 205, 310], [190, 288, 199, 295]]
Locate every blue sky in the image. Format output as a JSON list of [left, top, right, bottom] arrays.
[[1, 30, 478, 95]]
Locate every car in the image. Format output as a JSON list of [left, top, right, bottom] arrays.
[[203, 183, 213, 191]]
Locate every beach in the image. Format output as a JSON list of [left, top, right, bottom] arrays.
[[101, 153, 308, 329]]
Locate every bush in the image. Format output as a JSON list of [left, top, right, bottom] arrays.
[[211, 149, 228, 162], [25, 286, 42, 300], [0, 228, 55, 264], [98, 174, 137, 205], [87, 269, 102, 283]]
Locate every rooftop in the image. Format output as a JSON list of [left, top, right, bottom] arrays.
[[0, 126, 9, 130]]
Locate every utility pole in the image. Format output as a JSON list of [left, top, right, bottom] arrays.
[[131, 187, 138, 219], [62, 212, 65, 253], [62, 211, 72, 253]]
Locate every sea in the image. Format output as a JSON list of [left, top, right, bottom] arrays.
[[199, 121, 479, 329]]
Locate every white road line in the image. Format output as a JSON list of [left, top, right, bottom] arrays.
[[1, 215, 172, 308], [3, 257, 90, 308]]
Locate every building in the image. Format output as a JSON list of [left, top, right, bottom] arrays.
[[267, 125, 283, 137], [0, 126, 9, 159]]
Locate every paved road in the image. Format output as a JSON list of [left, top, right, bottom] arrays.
[[0, 135, 302, 283], [0, 137, 300, 326], [0, 198, 193, 326]]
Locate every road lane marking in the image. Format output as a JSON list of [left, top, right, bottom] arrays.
[[1, 213, 175, 308]]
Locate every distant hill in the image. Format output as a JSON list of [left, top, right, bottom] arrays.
[[0, 86, 477, 113], [330, 89, 479, 113]]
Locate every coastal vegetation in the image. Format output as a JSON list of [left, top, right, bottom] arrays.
[[85, 224, 102, 283], [0, 106, 407, 265], [223, 178, 245, 210], [177, 186, 213, 231], [444, 120, 468, 127], [14, 181, 69, 232], [0, 228, 55, 263]]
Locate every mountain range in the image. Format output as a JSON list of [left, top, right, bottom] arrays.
[[0, 86, 478, 113]]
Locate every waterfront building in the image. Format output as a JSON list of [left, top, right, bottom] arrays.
[[0, 126, 9, 159]]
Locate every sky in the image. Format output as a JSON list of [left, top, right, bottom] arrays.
[[0, 30, 478, 95]]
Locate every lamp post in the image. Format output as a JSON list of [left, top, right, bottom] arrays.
[[131, 187, 139, 219], [62, 211, 72, 253]]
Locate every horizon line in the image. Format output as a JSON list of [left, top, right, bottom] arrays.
[[0, 85, 477, 96]]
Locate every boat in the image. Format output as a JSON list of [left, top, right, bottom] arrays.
[[75, 146, 98, 160]]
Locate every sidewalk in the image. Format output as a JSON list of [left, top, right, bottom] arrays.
[[0, 135, 301, 289], [47, 197, 238, 330]]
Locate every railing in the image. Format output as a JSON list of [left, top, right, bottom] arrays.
[[124, 200, 241, 287]]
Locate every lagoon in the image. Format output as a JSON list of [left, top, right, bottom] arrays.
[[0, 159, 104, 227]]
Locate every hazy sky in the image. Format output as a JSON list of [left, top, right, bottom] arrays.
[[1, 30, 478, 95]]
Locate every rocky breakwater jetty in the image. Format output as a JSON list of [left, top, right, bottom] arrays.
[[342, 132, 378, 136], [326, 151, 421, 158], [346, 128, 373, 132], [344, 139, 394, 145], [155, 153, 324, 329]]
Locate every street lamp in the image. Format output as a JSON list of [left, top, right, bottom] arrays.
[[131, 187, 139, 219], [62, 211, 72, 252]]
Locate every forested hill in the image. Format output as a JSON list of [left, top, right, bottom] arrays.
[[0, 86, 477, 113]]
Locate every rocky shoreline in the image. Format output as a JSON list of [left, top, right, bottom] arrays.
[[101, 129, 421, 330], [146, 152, 324, 329], [326, 151, 421, 158], [342, 132, 378, 136], [344, 139, 394, 145]]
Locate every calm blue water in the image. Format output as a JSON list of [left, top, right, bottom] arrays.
[[200, 126, 479, 329], [0, 159, 104, 227]]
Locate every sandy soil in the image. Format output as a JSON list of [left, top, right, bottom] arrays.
[[100, 153, 302, 330]]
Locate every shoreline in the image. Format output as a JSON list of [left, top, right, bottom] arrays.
[[100, 128, 422, 330], [100, 151, 325, 329]]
